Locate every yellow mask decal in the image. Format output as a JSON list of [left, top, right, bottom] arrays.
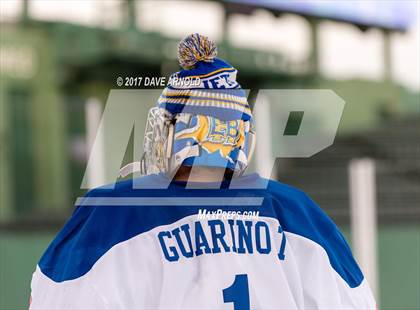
[[175, 115, 245, 159]]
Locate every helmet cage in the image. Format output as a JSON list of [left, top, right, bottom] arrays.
[[141, 107, 174, 175]]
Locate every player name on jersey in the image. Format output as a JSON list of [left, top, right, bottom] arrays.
[[157, 219, 286, 262]]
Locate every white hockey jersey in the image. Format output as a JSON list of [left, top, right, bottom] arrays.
[[30, 173, 376, 309]]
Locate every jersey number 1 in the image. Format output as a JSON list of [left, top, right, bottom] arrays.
[[222, 274, 250, 310]]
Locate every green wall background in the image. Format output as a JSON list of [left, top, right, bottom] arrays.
[[1, 225, 419, 310]]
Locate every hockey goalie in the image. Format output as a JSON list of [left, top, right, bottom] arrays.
[[29, 33, 376, 310]]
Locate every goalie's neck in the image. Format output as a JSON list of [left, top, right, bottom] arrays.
[[174, 166, 233, 183]]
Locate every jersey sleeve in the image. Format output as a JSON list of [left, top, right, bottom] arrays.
[[30, 266, 108, 310], [268, 180, 377, 309], [29, 189, 110, 309]]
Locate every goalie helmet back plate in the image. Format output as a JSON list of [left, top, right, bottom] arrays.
[[139, 106, 255, 177]]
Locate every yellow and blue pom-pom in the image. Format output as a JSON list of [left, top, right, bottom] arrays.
[[178, 33, 217, 69]]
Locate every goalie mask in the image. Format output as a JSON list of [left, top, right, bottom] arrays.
[[119, 33, 256, 178]]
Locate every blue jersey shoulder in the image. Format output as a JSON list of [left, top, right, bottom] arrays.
[[265, 179, 364, 288]]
